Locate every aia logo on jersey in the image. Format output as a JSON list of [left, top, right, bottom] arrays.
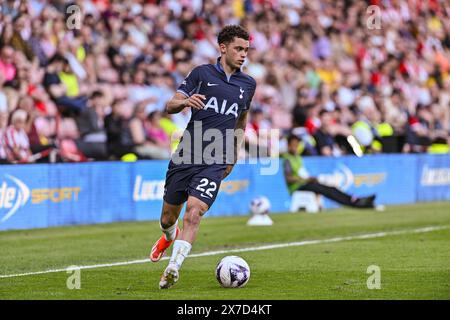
[[203, 97, 239, 118]]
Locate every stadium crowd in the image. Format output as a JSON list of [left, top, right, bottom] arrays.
[[0, 0, 449, 164]]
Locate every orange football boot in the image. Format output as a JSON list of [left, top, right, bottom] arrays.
[[150, 226, 180, 262]]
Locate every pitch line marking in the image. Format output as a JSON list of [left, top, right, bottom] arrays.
[[1, 225, 449, 279]]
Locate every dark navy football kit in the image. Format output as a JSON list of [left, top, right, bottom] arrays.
[[163, 57, 257, 207]]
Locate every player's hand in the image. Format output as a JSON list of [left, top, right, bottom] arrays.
[[184, 94, 206, 110]]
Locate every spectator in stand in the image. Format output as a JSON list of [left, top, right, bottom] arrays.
[[104, 99, 134, 160], [129, 103, 170, 159], [0, 72, 9, 113], [0, 0, 449, 165], [75, 90, 108, 160], [0, 103, 10, 163], [290, 104, 318, 156], [245, 107, 272, 157], [4, 109, 32, 163], [9, 14, 35, 61], [0, 46, 17, 83], [43, 54, 87, 115], [314, 109, 343, 156], [14, 95, 55, 162], [404, 104, 436, 153], [145, 110, 171, 154]]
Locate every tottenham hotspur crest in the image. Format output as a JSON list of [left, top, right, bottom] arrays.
[[239, 87, 244, 99]]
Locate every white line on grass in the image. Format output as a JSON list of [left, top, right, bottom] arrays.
[[1, 225, 449, 279]]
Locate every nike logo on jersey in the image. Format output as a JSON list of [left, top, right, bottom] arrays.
[[200, 193, 211, 199], [207, 82, 219, 86]]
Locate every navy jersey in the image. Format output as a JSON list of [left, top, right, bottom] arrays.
[[172, 57, 257, 165]]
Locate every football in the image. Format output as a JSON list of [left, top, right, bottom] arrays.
[[250, 196, 271, 215], [215, 256, 251, 288]]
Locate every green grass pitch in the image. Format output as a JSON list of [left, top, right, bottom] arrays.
[[0, 202, 449, 299]]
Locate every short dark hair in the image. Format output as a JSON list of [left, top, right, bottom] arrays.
[[319, 109, 330, 117], [217, 25, 249, 45], [90, 90, 104, 99], [48, 53, 68, 65], [147, 110, 160, 121], [287, 134, 301, 144]]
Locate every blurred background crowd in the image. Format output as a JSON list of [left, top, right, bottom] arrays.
[[0, 0, 449, 164]]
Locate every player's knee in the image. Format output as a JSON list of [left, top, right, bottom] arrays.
[[183, 207, 202, 227], [160, 210, 178, 228], [160, 219, 176, 230]]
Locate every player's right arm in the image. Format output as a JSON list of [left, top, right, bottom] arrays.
[[167, 66, 206, 114], [166, 92, 206, 114]]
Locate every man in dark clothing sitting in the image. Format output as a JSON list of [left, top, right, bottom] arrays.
[[75, 90, 108, 160], [282, 134, 376, 209]]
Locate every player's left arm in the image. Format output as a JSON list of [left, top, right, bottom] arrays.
[[222, 109, 248, 179], [223, 80, 256, 179]]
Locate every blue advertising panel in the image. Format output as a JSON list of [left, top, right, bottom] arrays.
[[132, 160, 170, 221], [130, 158, 290, 219], [416, 154, 450, 202], [302, 154, 418, 208], [211, 159, 291, 216], [0, 164, 50, 230], [0, 154, 448, 231]]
